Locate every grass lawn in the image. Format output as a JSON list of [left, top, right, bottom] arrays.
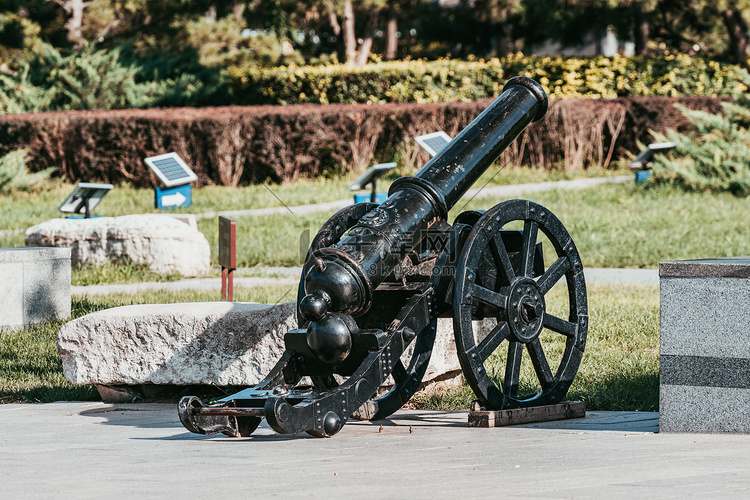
[[197, 181, 750, 269], [5, 168, 750, 280], [1, 282, 659, 412], [413, 283, 659, 412], [0, 166, 621, 247]]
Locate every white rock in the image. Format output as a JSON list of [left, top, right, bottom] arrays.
[[58, 301, 298, 387], [25, 214, 210, 276]]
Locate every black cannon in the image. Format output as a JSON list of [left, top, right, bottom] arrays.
[[178, 76, 588, 438]]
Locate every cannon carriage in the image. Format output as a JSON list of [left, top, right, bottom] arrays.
[[178, 76, 588, 438]]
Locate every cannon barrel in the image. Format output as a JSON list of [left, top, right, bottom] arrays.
[[396, 76, 547, 213], [300, 77, 548, 363]]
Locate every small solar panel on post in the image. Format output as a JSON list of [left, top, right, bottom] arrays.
[[628, 142, 677, 184], [415, 131, 453, 157], [144, 152, 198, 209], [58, 183, 114, 219], [219, 216, 236, 301], [348, 162, 396, 204]]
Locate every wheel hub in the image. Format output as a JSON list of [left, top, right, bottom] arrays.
[[508, 278, 545, 343]]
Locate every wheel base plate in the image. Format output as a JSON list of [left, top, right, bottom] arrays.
[[468, 400, 585, 428]]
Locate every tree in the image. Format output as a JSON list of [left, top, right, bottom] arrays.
[[48, 0, 88, 50], [384, 0, 398, 60], [324, 0, 386, 65], [652, 70, 750, 195], [471, 0, 523, 57], [721, 3, 750, 65]]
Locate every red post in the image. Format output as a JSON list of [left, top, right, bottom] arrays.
[[219, 216, 236, 301]]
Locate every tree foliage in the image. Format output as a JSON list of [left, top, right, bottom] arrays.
[[0, 149, 55, 194], [652, 70, 750, 195], [0, 0, 749, 111], [0, 42, 230, 113]]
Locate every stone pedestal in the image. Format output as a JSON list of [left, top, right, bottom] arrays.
[[660, 257, 750, 433], [0, 247, 71, 330]]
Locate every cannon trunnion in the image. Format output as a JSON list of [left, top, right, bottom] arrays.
[[178, 77, 588, 437]]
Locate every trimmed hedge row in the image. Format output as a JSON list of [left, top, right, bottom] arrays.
[[0, 96, 725, 187], [227, 55, 746, 105]]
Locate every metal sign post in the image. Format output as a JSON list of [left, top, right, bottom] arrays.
[[218, 216, 236, 301]]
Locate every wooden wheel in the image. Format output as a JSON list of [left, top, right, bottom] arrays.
[[453, 199, 587, 410]]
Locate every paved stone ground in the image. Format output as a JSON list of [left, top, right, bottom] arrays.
[[2, 403, 749, 498]]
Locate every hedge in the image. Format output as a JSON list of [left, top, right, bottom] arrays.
[[0, 96, 726, 187], [227, 55, 746, 105]]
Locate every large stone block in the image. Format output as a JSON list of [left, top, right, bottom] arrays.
[[660, 257, 750, 433], [58, 301, 465, 401], [0, 247, 71, 330], [26, 214, 210, 276], [58, 302, 298, 387]]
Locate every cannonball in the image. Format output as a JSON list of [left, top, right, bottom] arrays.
[[306, 313, 352, 364]]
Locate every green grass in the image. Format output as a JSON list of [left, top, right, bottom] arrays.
[[6, 170, 750, 283], [458, 182, 750, 268], [78, 284, 297, 307], [2, 283, 658, 410], [0, 166, 622, 233], [71, 259, 184, 286], [197, 181, 750, 269], [413, 282, 660, 412]]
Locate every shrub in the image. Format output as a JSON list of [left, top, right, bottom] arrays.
[[227, 54, 747, 105], [652, 71, 750, 196], [0, 97, 725, 186], [0, 43, 230, 114], [0, 149, 55, 194]]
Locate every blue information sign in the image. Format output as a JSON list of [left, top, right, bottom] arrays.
[[155, 184, 192, 209]]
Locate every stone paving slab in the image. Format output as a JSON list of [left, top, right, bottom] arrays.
[[2, 403, 749, 499]]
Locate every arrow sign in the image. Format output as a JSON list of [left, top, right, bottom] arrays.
[[161, 191, 187, 207], [154, 184, 192, 209]]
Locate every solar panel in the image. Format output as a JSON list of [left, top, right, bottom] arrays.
[[415, 131, 453, 157], [58, 182, 114, 217], [628, 141, 677, 170], [144, 152, 198, 188], [348, 162, 397, 191]]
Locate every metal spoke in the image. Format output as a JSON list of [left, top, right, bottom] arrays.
[[489, 233, 516, 284], [472, 284, 508, 310], [543, 313, 578, 337], [391, 361, 408, 383], [475, 322, 510, 362], [537, 256, 571, 295], [520, 220, 538, 278], [527, 339, 555, 390], [503, 341, 523, 397]]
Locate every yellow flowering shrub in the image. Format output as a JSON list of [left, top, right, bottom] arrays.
[[227, 55, 746, 105]]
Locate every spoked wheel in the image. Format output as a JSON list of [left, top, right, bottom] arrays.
[[453, 199, 588, 410], [298, 203, 437, 422]]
